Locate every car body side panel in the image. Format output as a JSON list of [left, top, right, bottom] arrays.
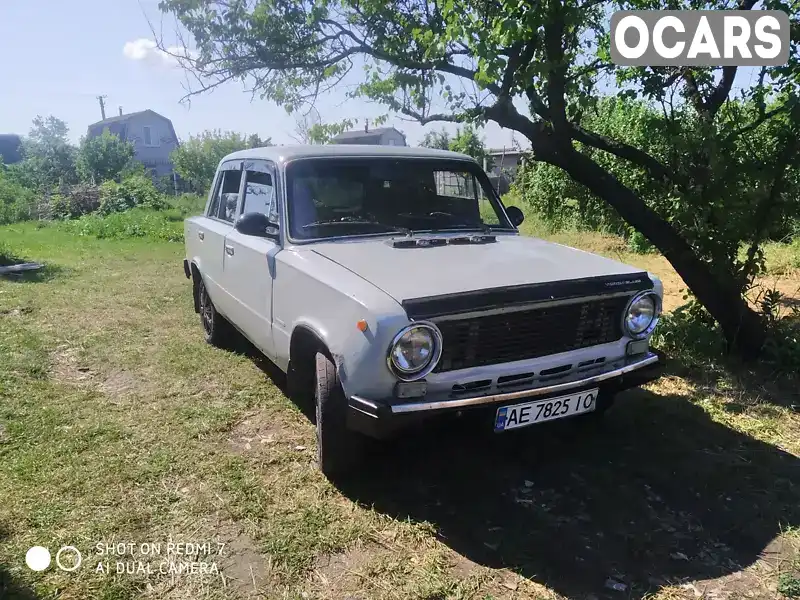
[[185, 216, 234, 312], [272, 248, 411, 398], [221, 230, 280, 357]]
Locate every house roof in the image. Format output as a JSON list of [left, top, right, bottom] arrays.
[[88, 109, 168, 128], [221, 144, 476, 165], [0, 134, 23, 164], [487, 148, 525, 157], [331, 127, 405, 142], [87, 109, 178, 142]]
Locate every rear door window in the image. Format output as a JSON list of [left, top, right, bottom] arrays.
[[207, 167, 243, 222]]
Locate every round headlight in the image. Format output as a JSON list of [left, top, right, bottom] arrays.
[[388, 323, 443, 380], [624, 292, 660, 337]]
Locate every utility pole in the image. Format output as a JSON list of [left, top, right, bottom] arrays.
[[96, 95, 107, 120]]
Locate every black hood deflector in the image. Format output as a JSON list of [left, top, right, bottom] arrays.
[[402, 272, 652, 320]]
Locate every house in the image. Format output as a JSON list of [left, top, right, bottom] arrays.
[[331, 126, 407, 146], [485, 148, 525, 179], [86, 109, 179, 178], [0, 134, 23, 165]]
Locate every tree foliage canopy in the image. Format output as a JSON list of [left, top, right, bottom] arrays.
[[420, 125, 492, 166], [170, 130, 273, 193], [14, 116, 78, 190], [158, 0, 800, 357], [76, 130, 136, 184]]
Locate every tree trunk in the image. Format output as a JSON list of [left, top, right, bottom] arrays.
[[547, 146, 767, 359]]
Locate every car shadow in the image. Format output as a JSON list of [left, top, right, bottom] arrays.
[[229, 335, 317, 422], [335, 388, 800, 599]]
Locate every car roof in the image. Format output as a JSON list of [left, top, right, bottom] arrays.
[[220, 144, 478, 165]]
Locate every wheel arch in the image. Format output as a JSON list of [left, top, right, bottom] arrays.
[[289, 323, 331, 370]]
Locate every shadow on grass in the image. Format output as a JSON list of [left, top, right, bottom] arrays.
[[0, 264, 65, 284], [223, 330, 799, 596], [229, 335, 317, 422], [0, 527, 41, 600], [335, 388, 800, 599]]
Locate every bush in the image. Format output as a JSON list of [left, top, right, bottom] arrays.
[[58, 208, 183, 242], [0, 241, 25, 266], [626, 229, 656, 254], [168, 193, 207, 217], [0, 174, 37, 224], [98, 174, 168, 215], [49, 184, 101, 219], [650, 299, 727, 363]]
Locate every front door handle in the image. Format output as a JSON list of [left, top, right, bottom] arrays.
[[198, 231, 205, 240], [225, 245, 235, 256]]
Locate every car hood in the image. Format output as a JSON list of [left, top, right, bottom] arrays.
[[308, 234, 649, 306]]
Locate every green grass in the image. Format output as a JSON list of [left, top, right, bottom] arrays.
[[1, 220, 799, 600], [0, 240, 26, 266], [55, 207, 185, 242]]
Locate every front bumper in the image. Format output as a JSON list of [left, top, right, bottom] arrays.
[[347, 351, 664, 438]]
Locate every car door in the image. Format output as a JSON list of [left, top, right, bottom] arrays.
[[221, 159, 281, 357], [196, 160, 244, 320]]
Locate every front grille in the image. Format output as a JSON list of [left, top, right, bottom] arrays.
[[434, 296, 629, 372]]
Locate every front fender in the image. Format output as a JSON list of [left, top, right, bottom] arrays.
[[274, 248, 410, 399]]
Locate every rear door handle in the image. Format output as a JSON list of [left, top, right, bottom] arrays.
[[225, 245, 234, 256], [198, 231, 204, 240]]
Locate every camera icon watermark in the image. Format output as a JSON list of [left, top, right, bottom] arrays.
[[610, 10, 790, 66], [25, 546, 83, 572]]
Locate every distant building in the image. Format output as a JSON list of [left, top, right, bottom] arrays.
[[485, 148, 525, 179], [0, 134, 23, 164], [331, 126, 407, 146], [87, 109, 179, 178]]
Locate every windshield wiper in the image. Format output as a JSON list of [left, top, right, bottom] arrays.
[[302, 218, 411, 236]]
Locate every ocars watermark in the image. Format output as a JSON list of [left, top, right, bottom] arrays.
[[610, 10, 790, 66]]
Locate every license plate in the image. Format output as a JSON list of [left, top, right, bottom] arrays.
[[494, 389, 598, 431]]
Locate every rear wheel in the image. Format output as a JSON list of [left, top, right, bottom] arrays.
[[198, 278, 231, 347], [315, 352, 361, 479]]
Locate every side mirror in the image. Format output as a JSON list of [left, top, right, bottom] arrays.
[[235, 212, 279, 240], [505, 206, 525, 227]]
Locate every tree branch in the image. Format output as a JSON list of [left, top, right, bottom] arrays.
[[569, 125, 680, 187], [723, 105, 793, 144]]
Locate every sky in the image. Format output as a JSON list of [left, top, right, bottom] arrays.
[[0, 0, 522, 150]]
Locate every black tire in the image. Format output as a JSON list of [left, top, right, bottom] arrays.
[[197, 278, 231, 347], [315, 351, 360, 479]]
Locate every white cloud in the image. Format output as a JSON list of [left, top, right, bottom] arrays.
[[123, 38, 196, 67]]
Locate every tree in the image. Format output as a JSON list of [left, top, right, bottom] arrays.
[[159, 0, 800, 358], [247, 133, 271, 148], [420, 128, 452, 150], [76, 130, 135, 183], [309, 119, 359, 144], [15, 116, 77, 190], [450, 125, 490, 167], [421, 126, 492, 167], [171, 130, 272, 193]]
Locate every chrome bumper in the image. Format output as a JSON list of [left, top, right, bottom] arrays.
[[388, 351, 660, 414]]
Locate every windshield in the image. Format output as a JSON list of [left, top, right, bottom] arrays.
[[285, 158, 512, 240]]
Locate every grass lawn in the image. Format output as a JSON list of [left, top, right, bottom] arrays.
[[1, 221, 799, 600]]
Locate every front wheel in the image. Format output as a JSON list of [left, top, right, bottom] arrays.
[[197, 278, 231, 347], [315, 352, 361, 479]]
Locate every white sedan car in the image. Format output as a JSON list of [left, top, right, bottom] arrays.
[[183, 145, 663, 479]]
